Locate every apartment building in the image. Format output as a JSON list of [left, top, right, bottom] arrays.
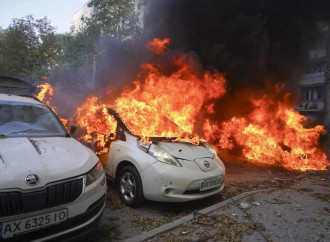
[[70, 1, 91, 35], [295, 23, 330, 129]]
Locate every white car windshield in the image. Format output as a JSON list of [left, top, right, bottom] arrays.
[[0, 101, 67, 137]]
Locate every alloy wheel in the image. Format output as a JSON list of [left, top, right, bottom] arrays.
[[120, 171, 136, 202]]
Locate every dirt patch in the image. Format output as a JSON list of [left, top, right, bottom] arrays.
[[151, 214, 259, 242], [312, 193, 330, 203], [131, 217, 172, 232]]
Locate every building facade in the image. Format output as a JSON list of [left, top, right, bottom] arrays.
[[295, 23, 330, 129], [70, 1, 91, 35]]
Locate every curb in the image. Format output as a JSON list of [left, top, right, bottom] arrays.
[[124, 189, 269, 242]]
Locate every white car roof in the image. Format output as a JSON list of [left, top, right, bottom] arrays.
[[0, 93, 43, 106]]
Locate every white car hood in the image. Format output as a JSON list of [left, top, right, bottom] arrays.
[[0, 137, 97, 190], [157, 142, 218, 172], [157, 142, 213, 160]]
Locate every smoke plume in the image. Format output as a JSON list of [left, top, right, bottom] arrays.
[[145, 0, 330, 87], [53, 0, 330, 123]]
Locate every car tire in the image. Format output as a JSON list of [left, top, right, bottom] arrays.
[[118, 166, 144, 207]]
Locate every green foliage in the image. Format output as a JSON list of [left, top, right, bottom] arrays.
[[85, 0, 146, 39], [0, 1, 148, 85], [52, 32, 95, 88], [55, 0, 144, 68], [53, 0, 148, 82], [57, 32, 95, 66], [56, 0, 148, 70], [0, 15, 61, 81]]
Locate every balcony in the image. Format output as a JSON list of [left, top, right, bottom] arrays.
[[298, 72, 326, 86], [294, 101, 325, 112], [309, 47, 326, 59]]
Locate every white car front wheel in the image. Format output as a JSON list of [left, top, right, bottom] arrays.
[[118, 166, 144, 207]]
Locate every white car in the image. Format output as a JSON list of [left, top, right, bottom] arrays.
[[101, 109, 225, 207], [0, 93, 107, 241]]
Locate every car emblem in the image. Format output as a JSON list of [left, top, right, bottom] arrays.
[[25, 174, 40, 186], [204, 160, 210, 168]]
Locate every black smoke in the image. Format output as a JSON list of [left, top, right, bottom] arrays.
[[63, 0, 330, 122], [140, 0, 330, 121], [144, 0, 330, 89]]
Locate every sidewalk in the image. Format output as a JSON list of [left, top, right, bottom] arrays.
[[125, 173, 330, 242]]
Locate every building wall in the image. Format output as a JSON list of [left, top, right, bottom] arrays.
[[325, 23, 330, 128], [70, 1, 91, 35], [295, 22, 330, 129], [309, 48, 327, 59], [326, 83, 330, 127]]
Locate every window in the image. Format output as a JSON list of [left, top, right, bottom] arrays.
[[302, 87, 324, 101]]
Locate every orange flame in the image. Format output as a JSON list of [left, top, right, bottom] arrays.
[[74, 40, 226, 149], [37, 83, 53, 105], [114, 57, 226, 140], [75, 96, 118, 153], [146, 38, 170, 54], [36, 83, 68, 127], [204, 94, 328, 171]]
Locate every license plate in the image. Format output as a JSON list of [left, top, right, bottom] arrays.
[[200, 177, 222, 191], [0, 208, 68, 239]]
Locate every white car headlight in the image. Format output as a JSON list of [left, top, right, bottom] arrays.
[[203, 142, 217, 158], [86, 161, 104, 186], [137, 142, 182, 167]]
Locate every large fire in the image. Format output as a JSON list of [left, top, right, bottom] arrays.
[[203, 92, 328, 171], [36, 38, 329, 171], [74, 41, 226, 145]]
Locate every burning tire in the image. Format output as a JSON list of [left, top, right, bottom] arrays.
[[118, 166, 144, 207]]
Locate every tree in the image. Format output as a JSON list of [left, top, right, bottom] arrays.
[[57, 32, 95, 66], [0, 15, 61, 82], [50, 32, 95, 88], [85, 0, 147, 39]]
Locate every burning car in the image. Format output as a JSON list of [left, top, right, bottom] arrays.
[[0, 90, 106, 240], [96, 108, 225, 207]]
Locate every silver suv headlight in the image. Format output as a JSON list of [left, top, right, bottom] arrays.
[[86, 161, 104, 186], [138, 142, 182, 167]]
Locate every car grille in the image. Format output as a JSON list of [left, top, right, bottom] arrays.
[[0, 177, 84, 217]]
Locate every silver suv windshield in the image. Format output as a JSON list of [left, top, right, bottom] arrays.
[[0, 101, 67, 137]]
